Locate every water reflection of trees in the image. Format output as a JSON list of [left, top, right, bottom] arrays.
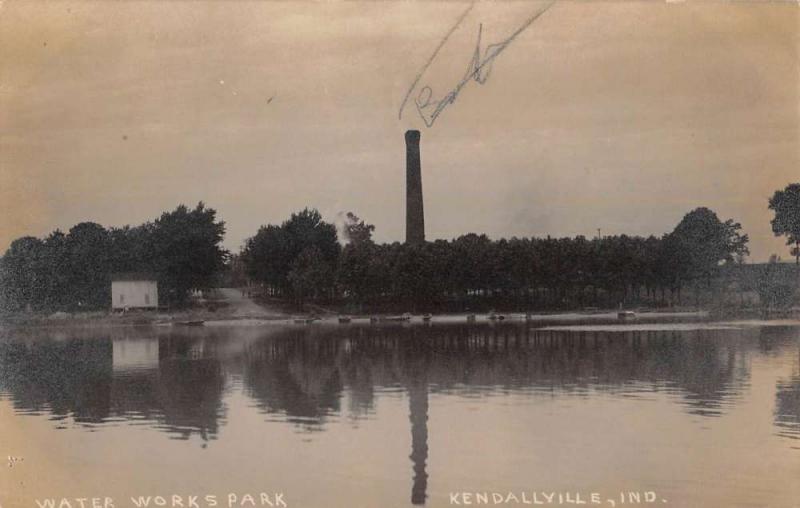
[[775, 375, 800, 440], [774, 343, 800, 441], [235, 324, 761, 506], [0, 333, 225, 440], [238, 324, 753, 421], [0, 325, 766, 432], [4, 323, 796, 506], [0, 338, 112, 423], [155, 336, 225, 440], [243, 329, 342, 428]]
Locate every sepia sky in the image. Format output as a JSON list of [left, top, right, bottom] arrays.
[[1, 0, 797, 261]]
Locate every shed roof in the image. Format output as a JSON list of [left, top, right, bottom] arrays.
[[111, 272, 158, 282]]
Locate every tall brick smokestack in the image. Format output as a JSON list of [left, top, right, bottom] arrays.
[[405, 130, 425, 245]]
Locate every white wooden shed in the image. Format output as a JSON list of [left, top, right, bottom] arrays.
[[111, 273, 158, 310]]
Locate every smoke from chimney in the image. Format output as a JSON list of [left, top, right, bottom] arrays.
[[405, 130, 425, 245]]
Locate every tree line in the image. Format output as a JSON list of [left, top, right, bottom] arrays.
[[0, 203, 227, 312], [240, 206, 750, 312], [3, 182, 799, 314]]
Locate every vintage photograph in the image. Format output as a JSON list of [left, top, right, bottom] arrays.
[[1, 1, 798, 507]]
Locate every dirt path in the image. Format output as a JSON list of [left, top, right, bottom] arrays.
[[216, 288, 285, 318]]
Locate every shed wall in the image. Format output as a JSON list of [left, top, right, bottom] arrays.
[[111, 281, 158, 309]]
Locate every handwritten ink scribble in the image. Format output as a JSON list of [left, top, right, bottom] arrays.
[[399, 1, 555, 128]]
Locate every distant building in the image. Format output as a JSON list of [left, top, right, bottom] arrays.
[[111, 273, 158, 310]]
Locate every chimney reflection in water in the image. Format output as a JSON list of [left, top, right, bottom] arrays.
[[408, 375, 429, 504]]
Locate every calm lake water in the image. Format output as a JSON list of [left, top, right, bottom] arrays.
[[1, 322, 798, 508]]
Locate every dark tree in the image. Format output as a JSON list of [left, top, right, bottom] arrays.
[[151, 202, 228, 304], [242, 224, 292, 295], [288, 246, 335, 307], [283, 208, 340, 265], [41, 230, 69, 309], [0, 237, 46, 311], [0, 203, 228, 311], [339, 241, 378, 305], [63, 222, 112, 309], [241, 208, 339, 303], [769, 183, 800, 265], [668, 207, 749, 288]]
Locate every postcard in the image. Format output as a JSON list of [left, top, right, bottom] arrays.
[[1, 1, 798, 507]]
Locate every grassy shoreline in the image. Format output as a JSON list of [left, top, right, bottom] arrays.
[[0, 307, 710, 329], [3, 301, 796, 330]]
